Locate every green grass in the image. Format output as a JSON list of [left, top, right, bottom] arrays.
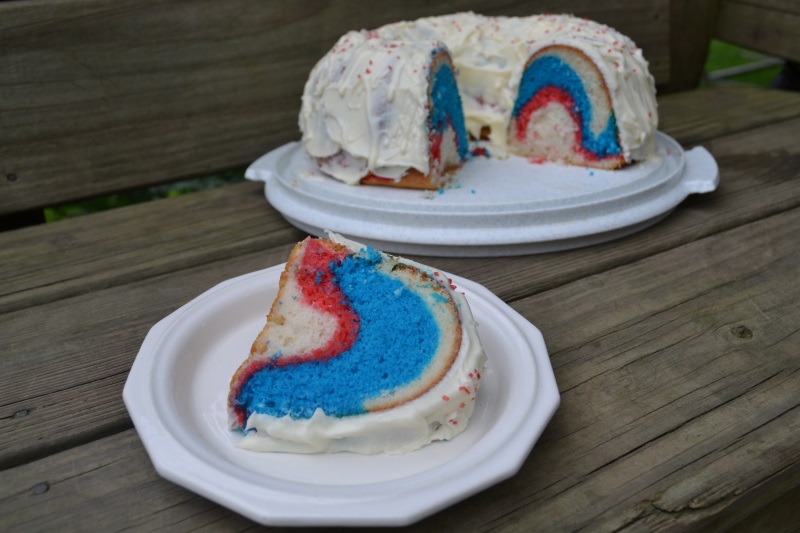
[[702, 39, 783, 88], [40, 41, 783, 224], [43, 168, 246, 223]]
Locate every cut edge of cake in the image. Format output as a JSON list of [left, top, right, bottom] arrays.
[[356, 48, 469, 190], [508, 45, 627, 170], [228, 232, 486, 454]]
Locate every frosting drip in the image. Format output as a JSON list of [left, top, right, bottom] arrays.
[[299, 12, 658, 182]]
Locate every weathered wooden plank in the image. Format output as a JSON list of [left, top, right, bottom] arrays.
[[428, 112, 800, 301], [716, 0, 800, 63], [0, 180, 306, 315], [2, 206, 799, 531], [426, 211, 800, 530], [0, 244, 296, 470], [3, 87, 800, 317], [0, 430, 253, 532], [667, 0, 719, 92], [3, 109, 800, 469], [656, 86, 800, 146], [734, 0, 800, 16], [0, 0, 669, 215]]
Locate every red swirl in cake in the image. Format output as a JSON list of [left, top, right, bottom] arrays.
[[228, 234, 486, 454], [299, 13, 658, 187]]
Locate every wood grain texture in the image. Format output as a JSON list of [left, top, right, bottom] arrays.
[[0, 0, 669, 215], [715, 0, 800, 62], [4, 1, 800, 525], [0, 244, 296, 470], [655, 85, 800, 146], [667, 0, 719, 92], [0, 180, 306, 315], [2, 99, 800, 471], [2, 206, 798, 531], [493, 209, 800, 531], [3, 87, 799, 317], [426, 112, 800, 301], [0, 430, 253, 532], [732, 0, 800, 16]]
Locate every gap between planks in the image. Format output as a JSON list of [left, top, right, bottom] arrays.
[[1, 206, 799, 531], [2, 114, 800, 470]]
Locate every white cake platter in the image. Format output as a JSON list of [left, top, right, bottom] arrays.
[[124, 266, 559, 526], [246, 132, 718, 257]]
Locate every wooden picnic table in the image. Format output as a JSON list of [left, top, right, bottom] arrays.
[[2, 84, 800, 531]]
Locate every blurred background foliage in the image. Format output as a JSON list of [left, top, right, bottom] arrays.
[[43, 169, 246, 222], [701, 40, 784, 88]]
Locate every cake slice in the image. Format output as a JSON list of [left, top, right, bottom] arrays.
[[228, 233, 486, 454]]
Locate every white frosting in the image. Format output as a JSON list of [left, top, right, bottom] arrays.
[[237, 233, 488, 454], [299, 12, 658, 181], [300, 32, 436, 184]]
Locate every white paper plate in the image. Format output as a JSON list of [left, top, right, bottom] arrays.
[[123, 265, 560, 526], [246, 132, 718, 256]]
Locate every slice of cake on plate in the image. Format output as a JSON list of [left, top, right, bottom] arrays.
[[228, 233, 486, 454]]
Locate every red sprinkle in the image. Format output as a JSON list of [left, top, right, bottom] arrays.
[[460, 386, 471, 395], [442, 395, 450, 401]]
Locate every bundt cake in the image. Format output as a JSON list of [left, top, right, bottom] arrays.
[[299, 12, 658, 188], [228, 233, 486, 454]]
